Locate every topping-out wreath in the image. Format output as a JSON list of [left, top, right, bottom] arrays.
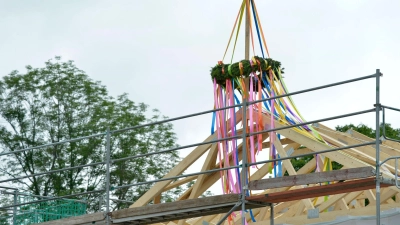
[[210, 56, 284, 88]]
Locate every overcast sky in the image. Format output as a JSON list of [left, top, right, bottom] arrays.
[[1, 1, 400, 182]]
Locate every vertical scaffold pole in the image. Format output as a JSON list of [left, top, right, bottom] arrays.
[[270, 203, 274, 225], [242, 1, 250, 224], [241, 94, 247, 225], [375, 69, 381, 225], [13, 190, 18, 225], [106, 127, 111, 225]]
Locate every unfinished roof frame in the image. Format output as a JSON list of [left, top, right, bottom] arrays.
[[2, 69, 400, 225]]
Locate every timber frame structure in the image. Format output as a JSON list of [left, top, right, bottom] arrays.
[[1, 69, 400, 225]]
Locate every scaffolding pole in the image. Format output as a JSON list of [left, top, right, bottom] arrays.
[[375, 69, 381, 225], [270, 203, 274, 225], [241, 95, 248, 225], [105, 127, 111, 225], [12, 190, 17, 225]]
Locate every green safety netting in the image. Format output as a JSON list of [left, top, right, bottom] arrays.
[[0, 193, 86, 225]]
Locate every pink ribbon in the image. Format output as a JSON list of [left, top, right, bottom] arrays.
[[249, 74, 256, 168], [213, 79, 226, 194]]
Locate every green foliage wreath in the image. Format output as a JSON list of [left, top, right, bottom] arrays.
[[210, 56, 284, 87]]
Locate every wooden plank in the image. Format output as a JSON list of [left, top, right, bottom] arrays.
[[249, 166, 374, 190], [38, 212, 104, 225], [246, 178, 392, 203], [114, 194, 239, 219], [111, 194, 269, 225]]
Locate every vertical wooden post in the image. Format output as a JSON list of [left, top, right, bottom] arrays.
[[245, 0, 250, 61], [244, 0, 251, 89], [241, 2, 251, 225]]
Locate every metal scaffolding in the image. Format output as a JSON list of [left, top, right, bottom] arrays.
[[0, 69, 399, 225]]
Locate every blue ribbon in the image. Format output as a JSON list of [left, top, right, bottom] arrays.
[[234, 93, 242, 109], [250, 0, 264, 59], [211, 111, 216, 134]]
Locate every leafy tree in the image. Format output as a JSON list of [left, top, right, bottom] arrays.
[[335, 124, 375, 138], [336, 123, 400, 140], [0, 57, 181, 212], [0, 195, 11, 225]]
